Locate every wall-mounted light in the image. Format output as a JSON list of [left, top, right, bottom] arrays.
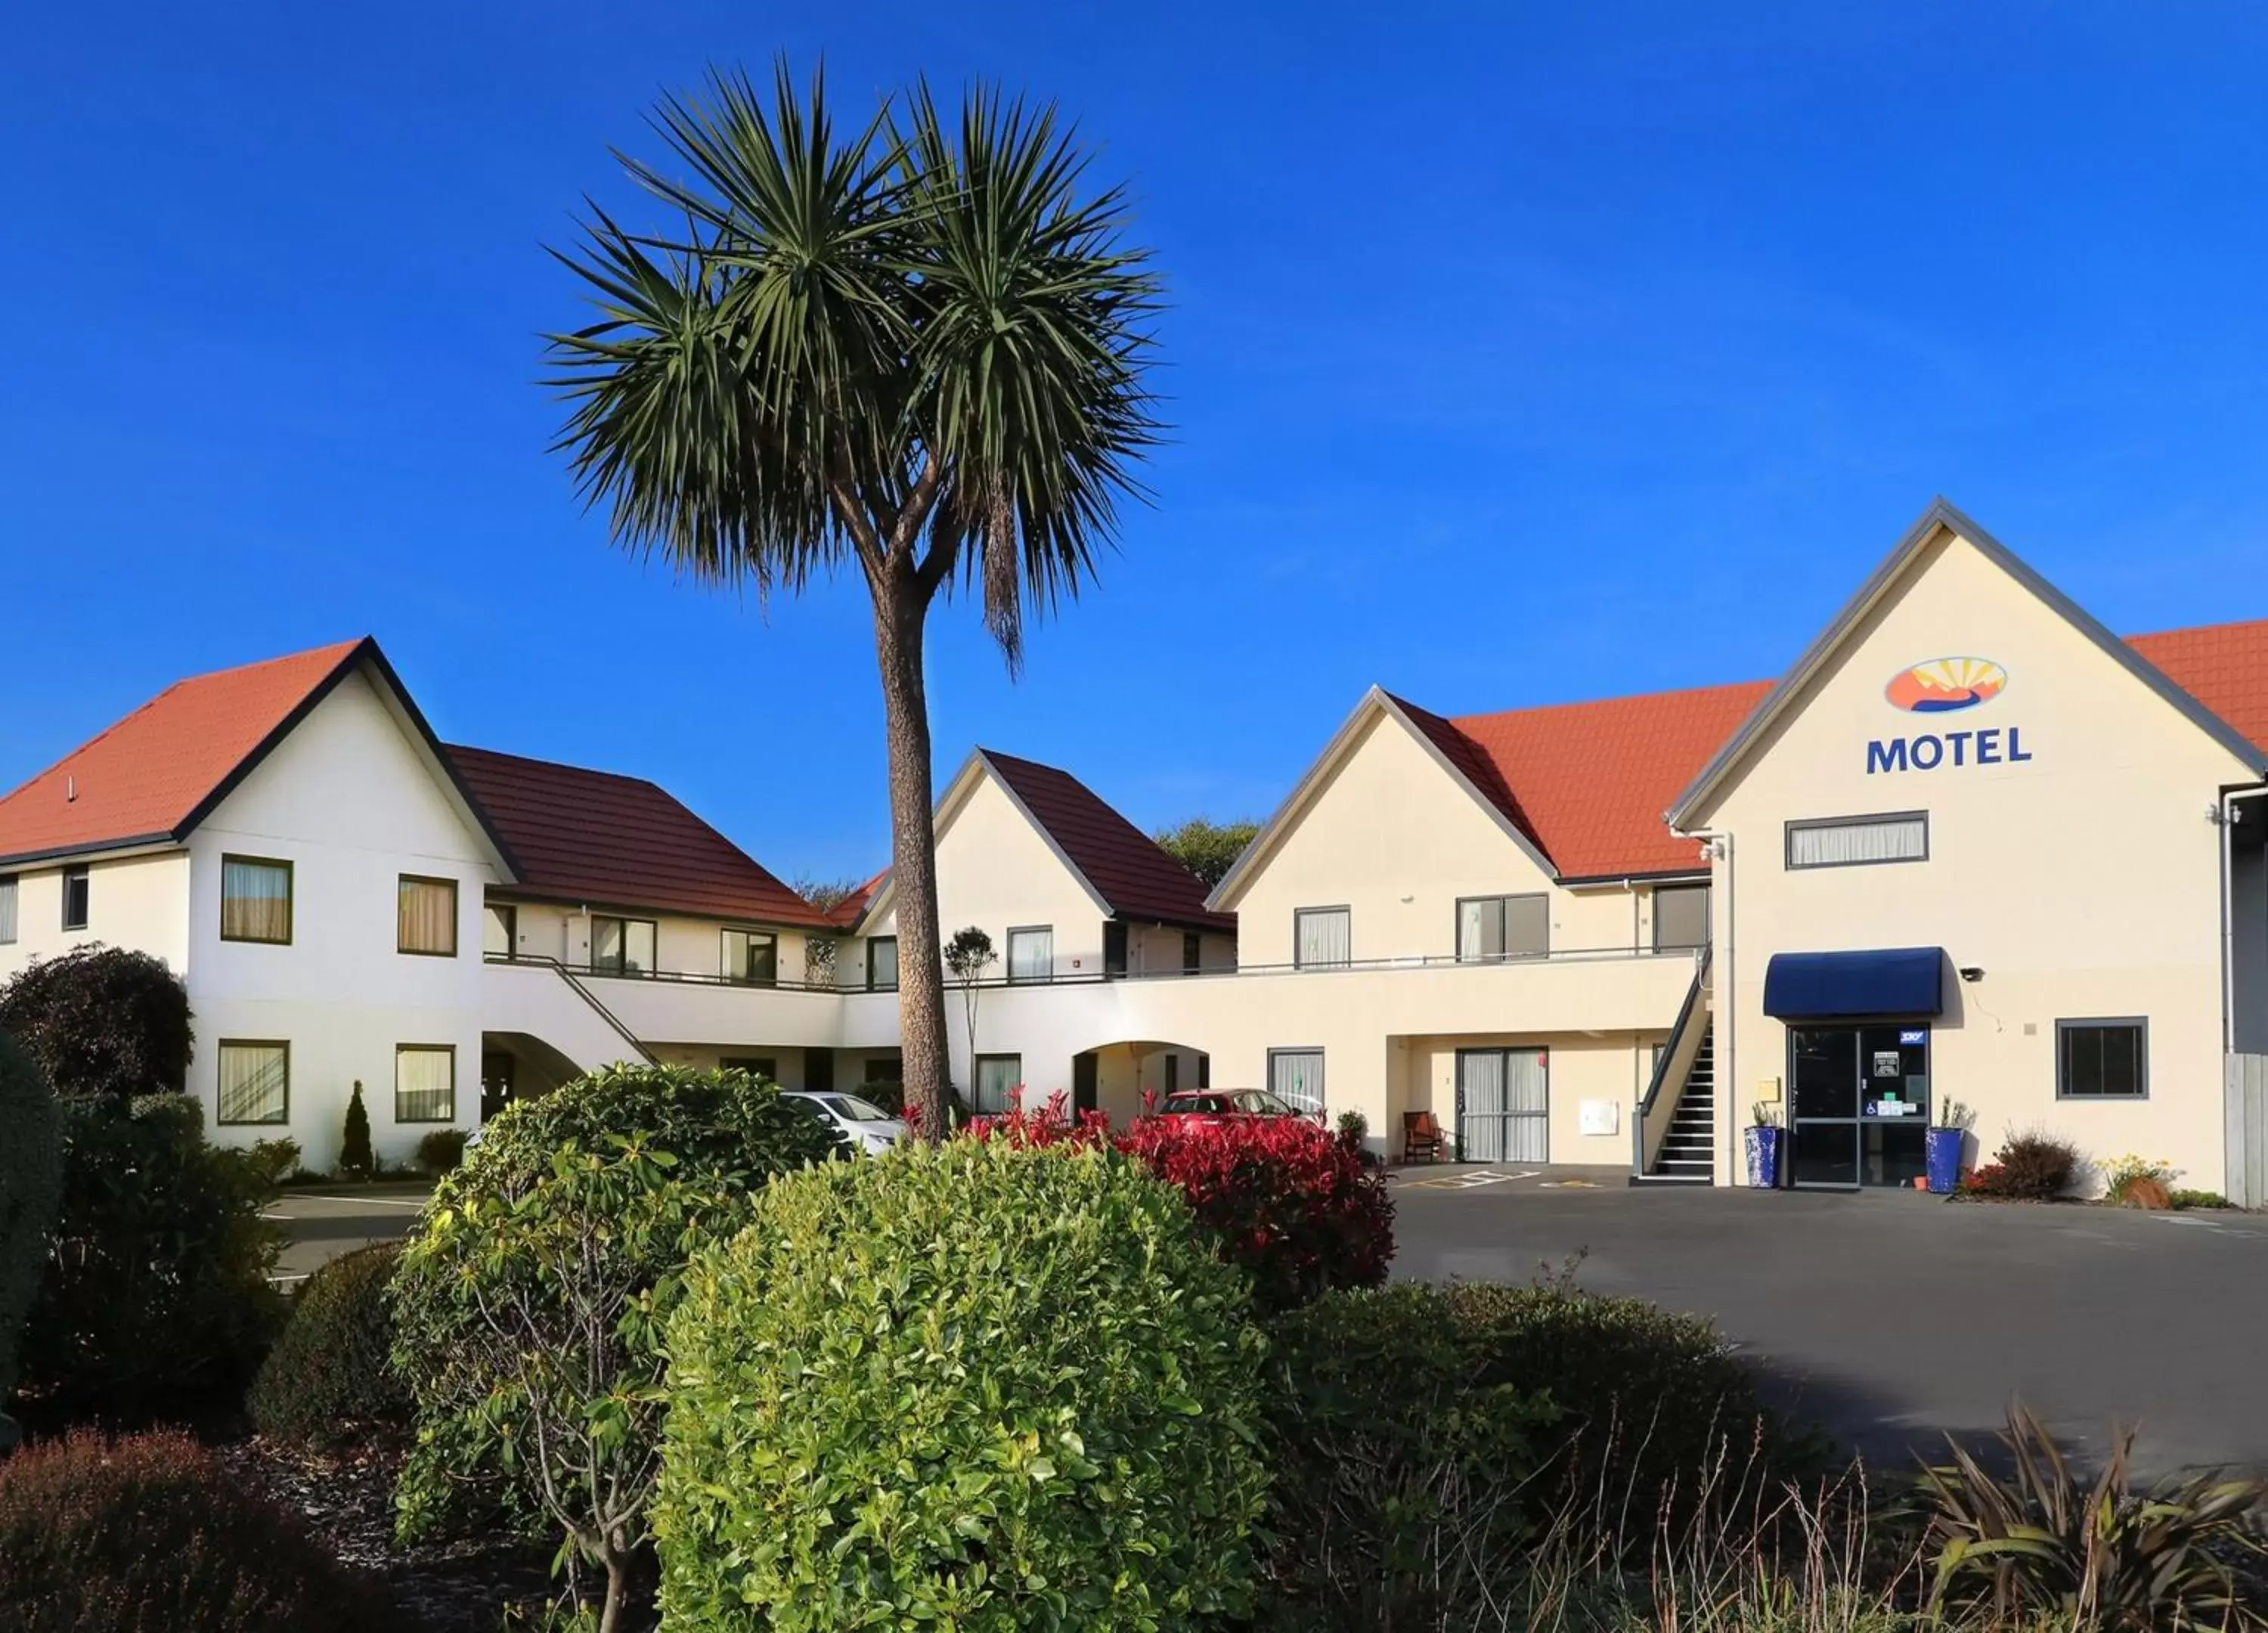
[[1957, 965, 1984, 983]]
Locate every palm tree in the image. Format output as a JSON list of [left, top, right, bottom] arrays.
[[548, 65, 1161, 1137]]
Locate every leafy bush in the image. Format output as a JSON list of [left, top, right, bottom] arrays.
[[1923, 1402, 2268, 1630], [0, 1033, 64, 1450], [0, 945, 194, 1102], [974, 1097, 1396, 1312], [244, 1137, 302, 1187], [413, 1126, 469, 1176], [20, 1095, 284, 1424], [390, 1064, 843, 1624], [339, 1082, 373, 1179], [247, 1241, 410, 1448], [1967, 1131, 2080, 1201], [0, 1428, 389, 1632], [2101, 1151, 2182, 1206], [2171, 1188, 2232, 1210], [657, 1139, 1272, 1632], [1261, 1283, 1559, 1628]]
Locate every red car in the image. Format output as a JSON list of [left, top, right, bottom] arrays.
[[1152, 1088, 1315, 1127]]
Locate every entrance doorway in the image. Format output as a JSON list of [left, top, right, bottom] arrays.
[[1456, 1047, 1548, 1162], [1787, 1024, 1930, 1187]]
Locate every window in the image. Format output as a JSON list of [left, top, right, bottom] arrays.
[[863, 1053, 903, 1086], [395, 1045, 457, 1122], [1182, 931, 1201, 975], [0, 875, 16, 945], [591, 915, 655, 975], [216, 1040, 289, 1125], [398, 875, 459, 956], [1163, 1053, 1179, 1095], [1786, 812, 1928, 869], [1294, 906, 1351, 969], [722, 1056, 778, 1080], [61, 866, 89, 932], [484, 903, 518, 958], [1103, 921, 1129, 978], [2057, 1018, 2147, 1100], [722, 928, 779, 987], [866, 936, 899, 992], [220, 855, 293, 944], [1652, 884, 1710, 953], [1269, 1048, 1325, 1114], [974, 1053, 1023, 1115], [1008, 925, 1053, 984], [1456, 895, 1548, 962]]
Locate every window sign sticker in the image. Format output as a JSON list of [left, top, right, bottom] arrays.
[[1898, 1029, 1928, 1046], [1872, 1050, 1903, 1078], [1867, 1098, 1912, 1117]]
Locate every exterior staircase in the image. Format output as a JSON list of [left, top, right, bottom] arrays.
[[1649, 1024, 1715, 1181]]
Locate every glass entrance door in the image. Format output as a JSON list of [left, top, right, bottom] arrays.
[[1456, 1048, 1548, 1163], [1786, 1024, 1931, 1188]]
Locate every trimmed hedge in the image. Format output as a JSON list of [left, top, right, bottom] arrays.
[[0, 945, 193, 1103], [0, 1429, 389, 1632], [247, 1241, 410, 1448], [658, 1139, 1272, 1631]]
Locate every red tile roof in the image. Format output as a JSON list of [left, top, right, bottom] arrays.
[[828, 867, 889, 928], [446, 744, 832, 927], [0, 640, 372, 866], [2129, 618, 2268, 761], [980, 750, 1235, 932], [1392, 682, 1776, 880]]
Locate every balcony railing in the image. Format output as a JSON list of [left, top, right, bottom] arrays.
[[488, 940, 1703, 995]]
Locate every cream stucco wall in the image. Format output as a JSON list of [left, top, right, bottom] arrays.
[[1693, 528, 2254, 1190], [185, 668, 503, 1169], [0, 849, 191, 982]]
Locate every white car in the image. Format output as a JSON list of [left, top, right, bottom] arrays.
[[780, 1090, 909, 1155]]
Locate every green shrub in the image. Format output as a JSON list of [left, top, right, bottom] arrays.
[[657, 1139, 1272, 1632], [1261, 1283, 1558, 1628], [0, 1033, 64, 1451], [247, 1241, 410, 1448], [0, 944, 194, 1103], [339, 1082, 373, 1179], [390, 1064, 843, 1625], [412, 1126, 468, 1176], [244, 1137, 302, 1187], [2170, 1188, 2231, 1210], [20, 1095, 284, 1424], [0, 1427, 390, 1632]]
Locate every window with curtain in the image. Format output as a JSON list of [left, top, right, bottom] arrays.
[[216, 1040, 289, 1125], [974, 1053, 1023, 1114], [1456, 895, 1548, 962], [1008, 926, 1053, 984], [398, 875, 458, 956], [1652, 884, 1710, 953], [866, 936, 899, 991], [591, 915, 655, 974], [722, 928, 779, 986], [483, 903, 517, 958], [0, 875, 16, 945], [1786, 813, 1928, 869], [221, 856, 293, 944], [395, 1045, 456, 1122], [1268, 1048, 1325, 1114], [62, 866, 89, 932], [2058, 1018, 2146, 1099], [1294, 907, 1351, 969]]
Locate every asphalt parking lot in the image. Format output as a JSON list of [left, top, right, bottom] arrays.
[[1389, 1166, 2268, 1475], [266, 1185, 431, 1283]]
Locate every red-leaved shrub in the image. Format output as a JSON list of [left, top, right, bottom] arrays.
[[971, 1094, 1395, 1312], [0, 1429, 389, 1632]]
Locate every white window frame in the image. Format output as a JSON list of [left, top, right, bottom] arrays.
[[1785, 811, 1929, 870], [1007, 925, 1054, 984], [1294, 906, 1352, 970]]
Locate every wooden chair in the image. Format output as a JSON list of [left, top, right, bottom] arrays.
[[1403, 1110, 1445, 1164]]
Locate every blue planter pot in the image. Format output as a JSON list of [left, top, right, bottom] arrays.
[[1926, 1127, 1966, 1195], [1743, 1125, 1782, 1189]]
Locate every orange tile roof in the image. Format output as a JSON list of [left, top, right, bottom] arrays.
[[2128, 618, 2268, 761], [0, 640, 372, 866]]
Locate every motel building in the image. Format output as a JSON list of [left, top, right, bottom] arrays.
[[2, 500, 2265, 1200]]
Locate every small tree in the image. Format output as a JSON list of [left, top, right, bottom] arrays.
[[339, 1082, 373, 1179], [0, 946, 193, 1102], [0, 1035, 64, 1452], [1151, 817, 1259, 891], [943, 927, 995, 1108]]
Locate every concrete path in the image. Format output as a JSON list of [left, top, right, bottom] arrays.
[[1389, 1172, 2268, 1475]]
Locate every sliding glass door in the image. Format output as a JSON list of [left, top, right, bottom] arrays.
[[1456, 1047, 1548, 1163]]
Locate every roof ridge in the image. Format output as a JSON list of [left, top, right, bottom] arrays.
[[447, 741, 667, 793]]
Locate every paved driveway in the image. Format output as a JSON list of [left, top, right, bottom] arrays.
[[1388, 1170, 2268, 1476], [266, 1185, 432, 1283]]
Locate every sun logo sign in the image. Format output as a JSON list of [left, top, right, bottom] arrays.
[[1869, 657, 2030, 774]]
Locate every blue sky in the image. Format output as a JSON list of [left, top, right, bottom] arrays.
[[5, 2, 2266, 885]]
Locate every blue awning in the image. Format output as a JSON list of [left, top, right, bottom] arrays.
[[1762, 947, 1945, 1020]]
